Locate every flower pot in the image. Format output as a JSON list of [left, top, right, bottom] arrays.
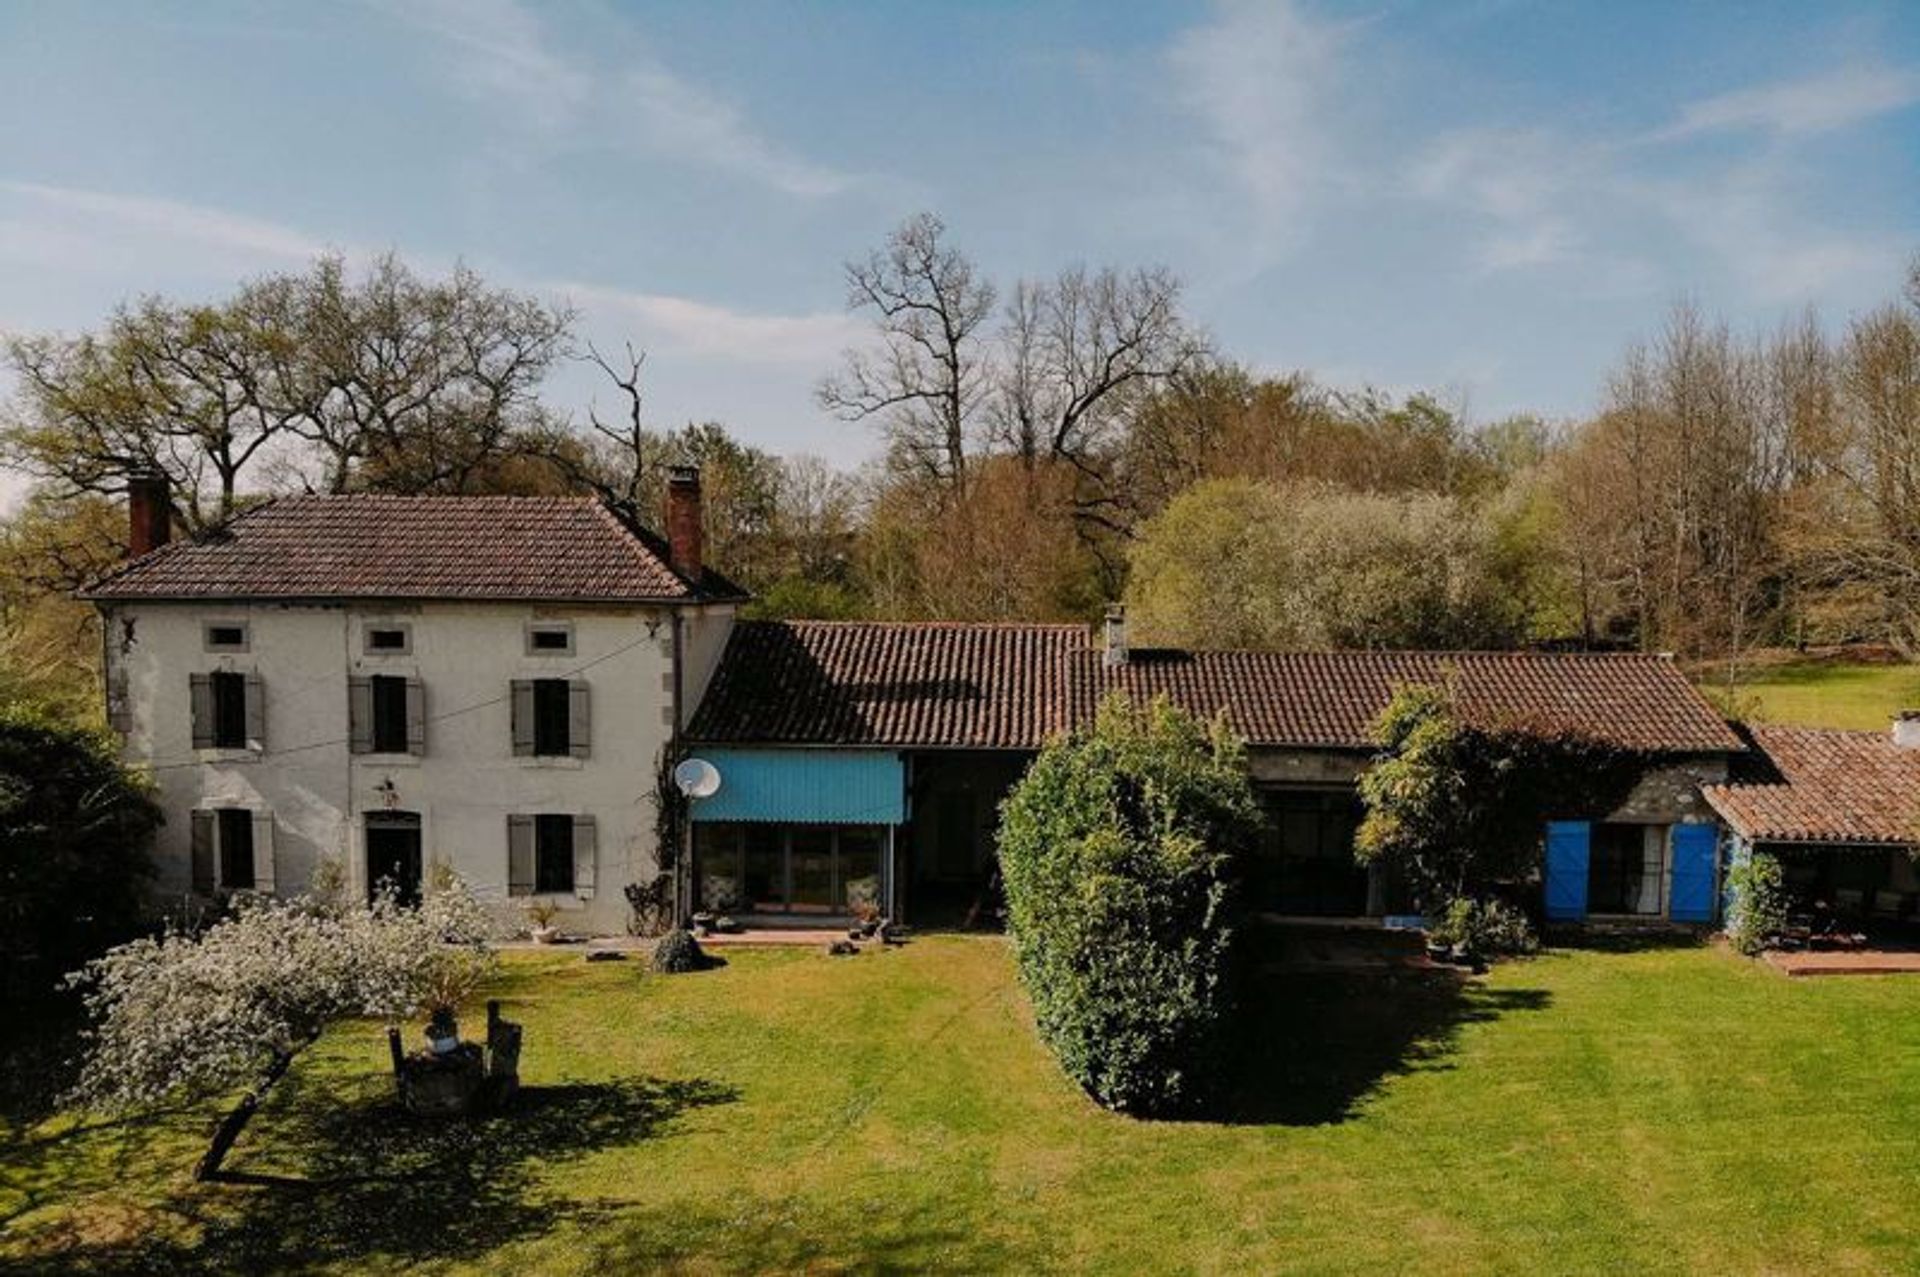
[[428, 1032, 460, 1056], [530, 925, 559, 945]]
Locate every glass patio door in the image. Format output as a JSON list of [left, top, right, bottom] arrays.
[[789, 827, 835, 914]]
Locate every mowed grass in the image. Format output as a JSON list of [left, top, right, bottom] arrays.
[[1701, 658, 1920, 731], [7, 936, 1920, 1275]]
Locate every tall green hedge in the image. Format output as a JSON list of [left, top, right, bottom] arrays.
[[996, 695, 1259, 1115], [0, 705, 160, 998]]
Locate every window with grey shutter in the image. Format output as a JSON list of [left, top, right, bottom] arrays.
[[348, 676, 374, 754], [215, 808, 253, 890], [535, 814, 575, 893], [243, 673, 265, 747], [510, 680, 535, 756], [369, 675, 409, 753], [568, 680, 591, 759], [251, 811, 276, 893], [507, 815, 536, 895], [190, 674, 215, 749], [405, 678, 426, 755], [572, 814, 597, 899], [190, 810, 216, 893]]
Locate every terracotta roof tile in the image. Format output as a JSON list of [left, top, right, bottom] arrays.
[[687, 620, 1082, 750], [1703, 725, 1920, 846], [79, 495, 738, 603], [690, 622, 1743, 755], [1066, 648, 1742, 752]]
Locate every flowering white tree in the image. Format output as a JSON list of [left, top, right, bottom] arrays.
[[65, 873, 495, 1181]]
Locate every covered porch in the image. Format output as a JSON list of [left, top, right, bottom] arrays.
[[1757, 839, 1920, 947], [686, 748, 906, 924], [1703, 718, 1920, 959]]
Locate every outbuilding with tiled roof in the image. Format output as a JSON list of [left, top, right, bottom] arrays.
[[1703, 719, 1920, 929]]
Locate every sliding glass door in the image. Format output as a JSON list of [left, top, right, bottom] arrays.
[[693, 822, 890, 916]]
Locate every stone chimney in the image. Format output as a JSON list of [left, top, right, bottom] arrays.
[[1103, 604, 1128, 668], [1895, 710, 1920, 750], [665, 465, 704, 584], [126, 471, 171, 558]]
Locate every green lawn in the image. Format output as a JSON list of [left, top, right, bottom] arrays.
[[7, 936, 1920, 1274], [1700, 659, 1920, 731]]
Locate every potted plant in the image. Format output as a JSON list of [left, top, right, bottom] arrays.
[[846, 876, 882, 937], [424, 1004, 461, 1055], [526, 898, 561, 944]]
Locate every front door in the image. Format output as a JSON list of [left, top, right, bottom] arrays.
[[366, 812, 423, 906]]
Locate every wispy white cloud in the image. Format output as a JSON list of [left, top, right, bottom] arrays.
[[0, 181, 336, 263], [1405, 119, 1901, 302], [1168, 0, 1353, 250], [560, 282, 862, 367], [1656, 64, 1920, 141], [622, 66, 851, 198], [375, 0, 854, 197]]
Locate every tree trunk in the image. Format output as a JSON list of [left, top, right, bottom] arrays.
[[195, 1045, 301, 1182]]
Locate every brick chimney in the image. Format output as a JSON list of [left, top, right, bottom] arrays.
[[1103, 604, 1128, 667], [1895, 710, 1920, 750], [126, 471, 171, 558], [665, 465, 703, 584]]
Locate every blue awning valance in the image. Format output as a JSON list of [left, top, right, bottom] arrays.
[[686, 749, 906, 825]]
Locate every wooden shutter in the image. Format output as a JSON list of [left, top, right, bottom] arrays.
[[252, 811, 277, 894], [406, 678, 427, 755], [243, 673, 266, 748], [573, 815, 597, 899], [507, 815, 535, 896], [510, 680, 535, 756], [1544, 821, 1591, 921], [347, 676, 374, 754], [190, 810, 216, 894], [1669, 824, 1718, 923], [568, 680, 591, 759], [189, 674, 214, 749]]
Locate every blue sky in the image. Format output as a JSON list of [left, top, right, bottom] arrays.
[[2, 0, 1917, 504]]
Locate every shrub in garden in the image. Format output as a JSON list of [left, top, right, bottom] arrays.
[[650, 928, 709, 974], [1428, 896, 1539, 960], [1357, 679, 1642, 931], [997, 694, 1260, 1116], [1726, 850, 1787, 955], [0, 705, 161, 998]]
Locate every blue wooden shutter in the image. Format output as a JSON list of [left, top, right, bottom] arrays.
[[1544, 821, 1590, 921], [1669, 824, 1718, 922]]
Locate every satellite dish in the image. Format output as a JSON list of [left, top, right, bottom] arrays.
[[673, 757, 721, 799]]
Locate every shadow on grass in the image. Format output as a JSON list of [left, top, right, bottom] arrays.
[[1217, 969, 1551, 1126], [1546, 927, 1710, 954], [0, 1072, 739, 1276], [0, 994, 84, 1127]]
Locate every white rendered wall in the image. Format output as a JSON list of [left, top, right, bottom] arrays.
[[103, 598, 732, 935]]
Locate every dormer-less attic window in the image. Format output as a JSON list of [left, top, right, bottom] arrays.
[[526, 624, 574, 656], [365, 626, 411, 655], [204, 622, 249, 652]]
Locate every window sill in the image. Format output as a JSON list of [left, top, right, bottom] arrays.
[[195, 748, 261, 765], [355, 753, 422, 767], [519, 756, 586, 770]]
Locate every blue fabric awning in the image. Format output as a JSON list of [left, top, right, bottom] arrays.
[[686, 749, 906, 825]]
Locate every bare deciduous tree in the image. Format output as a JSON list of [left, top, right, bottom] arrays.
[[817, 213, 996, 490], [989, 264, 1204, 474]]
